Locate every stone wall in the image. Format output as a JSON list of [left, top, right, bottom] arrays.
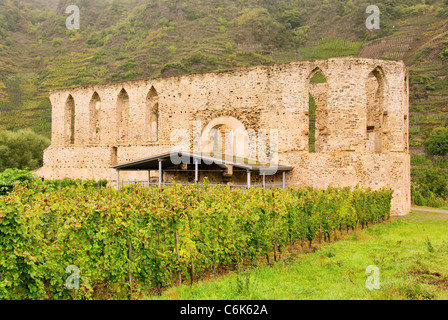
[[36, 57, 411, 215]]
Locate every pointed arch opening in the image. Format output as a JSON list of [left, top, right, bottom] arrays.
[[117, 88, 129, 143], [146, 86, 159, 142], [366, 67, 387, 153], [308, 69, 328, 153], [89, 92, 101, 144], [64, 94, 75, 145], [308, 94, 316, 153]]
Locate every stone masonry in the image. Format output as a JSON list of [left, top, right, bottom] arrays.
[[36, 57, 411, 215]]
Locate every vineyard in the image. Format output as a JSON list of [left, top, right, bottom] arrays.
[[0, 182, 392, 299]]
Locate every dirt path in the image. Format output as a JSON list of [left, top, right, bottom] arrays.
[[411, 207, 448, 214]]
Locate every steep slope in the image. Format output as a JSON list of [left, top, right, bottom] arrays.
[[0, 0, 446, 164]]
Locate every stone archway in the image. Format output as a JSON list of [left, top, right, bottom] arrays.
[[201, 116, 249, 160]]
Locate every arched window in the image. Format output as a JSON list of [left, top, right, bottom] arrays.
[[64, 94, 75, 145], [117, 88, 129, 142], [146, 86, 159, 142], [89, 92, 101, 144], [366, 67, 386, 153], [308, 94, 316, 153], [308, 69, 328, 153]]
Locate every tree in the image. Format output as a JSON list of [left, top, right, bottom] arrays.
[[224, 42, 234, 53], [427, 127, 448, 156], [0, 129, 50, 171], [0, 168, 40, 195], [291, 25, 309, 57], [281, 9, 303, 29], [414, 166, 448, 199]]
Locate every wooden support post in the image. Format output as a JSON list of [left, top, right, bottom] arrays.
[[247, 170, 251, 189], [148, 170, 151, 187], [282, 172, 286, 189], [195, 158, 199, 182], [116, 170, 120, 191]]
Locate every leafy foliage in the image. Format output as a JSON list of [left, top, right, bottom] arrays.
[[0, 168, 40, 195], [0, 183, 392, 299], [43, 178, 108, 190], [411, 166, 448, 206], [281, 9, 303, 29], [1, 0, 444, 140], [0, 130, 50, 171], [426, 127, 448, 156]]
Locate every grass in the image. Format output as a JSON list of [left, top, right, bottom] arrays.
[[298, 38, 364, 60], [149, 211, 448, 300]]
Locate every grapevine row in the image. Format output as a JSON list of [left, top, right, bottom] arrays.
[[0, 183, 393, 299]]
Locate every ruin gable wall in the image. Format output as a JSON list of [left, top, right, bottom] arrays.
[[37, 57, 410, 215]]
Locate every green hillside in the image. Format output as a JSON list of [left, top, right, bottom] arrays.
[[1, 0, 448, 162]]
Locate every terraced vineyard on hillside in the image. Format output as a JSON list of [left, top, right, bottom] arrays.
[[0, 0, 447, 164]]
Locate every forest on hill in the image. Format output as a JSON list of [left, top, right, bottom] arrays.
[[0, 0, 448, 161]]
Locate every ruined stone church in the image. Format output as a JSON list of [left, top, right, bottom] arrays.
[[36, 57, 411, 215]]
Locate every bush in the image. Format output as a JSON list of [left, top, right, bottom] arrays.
[[0, 129, 50, 171], [411, 184, 448, 208], [86, 31, 107, 47], [121, 59, 137, 71], [124, 70, 136, 79], [160, 62, 189, 76], [281, 9, 303, 29], [52, 38, 62, 47], [0, 168, 40, 195], [412, 166, 448, 207], [208, 55, 218, 65], [185, 51, 204, 65], [43, 178, 108, 190], [426, 127, 448, 156], [225, 42, 234, 53]]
